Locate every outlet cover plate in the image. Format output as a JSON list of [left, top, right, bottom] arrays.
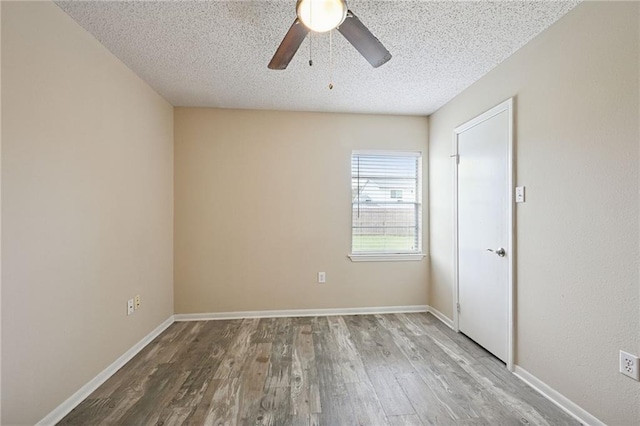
[[127, 299, 134, 316], [620, 350, 639, 380]]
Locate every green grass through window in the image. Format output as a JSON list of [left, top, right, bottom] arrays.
[[352, 235, 418, 253]]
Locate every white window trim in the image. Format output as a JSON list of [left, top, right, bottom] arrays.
[[348, 253, 426, 262], [352, 150, 422, 157], [350, 150, 424, 259]]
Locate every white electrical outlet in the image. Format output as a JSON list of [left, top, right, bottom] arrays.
[[318, 272, 326, 283], [127, 299, 134, 316], [515, 186, 525, 203], [619, 350, 639, 380], [134, 295, 141, 310]]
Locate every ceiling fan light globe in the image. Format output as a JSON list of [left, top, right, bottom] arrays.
[[296, 0, 347, 33]]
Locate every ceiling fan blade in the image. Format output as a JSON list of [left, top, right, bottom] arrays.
[[268, 18, 310, 70], [338, 10, 391, 68]]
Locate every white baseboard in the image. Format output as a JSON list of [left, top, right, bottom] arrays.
[[36, 316, 175, 426], [174, 305, 428, 321], [426, 305, 455, 329], [514, 366, 604, 426]]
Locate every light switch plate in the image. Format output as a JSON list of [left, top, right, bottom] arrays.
[[515, 186, 525, 203]]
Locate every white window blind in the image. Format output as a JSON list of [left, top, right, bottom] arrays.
[[351, 151, 422, 255]]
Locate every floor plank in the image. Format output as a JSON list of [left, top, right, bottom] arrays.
[[290, 324, 320, 417], [311, 317, 357, 426], [387, 414, 424, 426], [58, 313, 580, 426], [377, 314, 512, 421]]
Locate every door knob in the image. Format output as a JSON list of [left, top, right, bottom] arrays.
[[486, 248, 506, 257]]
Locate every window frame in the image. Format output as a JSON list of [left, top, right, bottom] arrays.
[[348, 150, 425, 262]]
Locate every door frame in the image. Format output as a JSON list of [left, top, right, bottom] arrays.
[[452, 97, 515, 371]]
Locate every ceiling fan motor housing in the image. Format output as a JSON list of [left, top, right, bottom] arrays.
[[269, 0, 391, 70], [296, 0, 348, 33]]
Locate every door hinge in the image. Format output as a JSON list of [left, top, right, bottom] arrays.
[[450, 154, 459, 164], [456, 302, 460, 313]]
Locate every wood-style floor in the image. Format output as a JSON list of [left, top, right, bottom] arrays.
[[59, 313, 579, 425]]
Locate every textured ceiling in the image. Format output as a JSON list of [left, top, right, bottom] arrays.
[[54, 0, 579, 115]]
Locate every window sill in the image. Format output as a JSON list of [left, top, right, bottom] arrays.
[[348, 253, 426, 262]]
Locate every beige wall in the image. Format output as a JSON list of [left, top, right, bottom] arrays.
[[1, 2, 174, 424], [174, 108, 428, 314], [429, 2, 639, 425]]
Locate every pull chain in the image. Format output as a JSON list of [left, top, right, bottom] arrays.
[[329, 30, 334, 90], [308, 32, 313, 66], [308, 3, 313, 66]]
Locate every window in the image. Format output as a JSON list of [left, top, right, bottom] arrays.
[[350, 151, 423, 260]]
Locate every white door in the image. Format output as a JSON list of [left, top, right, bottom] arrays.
[[455, 99, 513, 364]]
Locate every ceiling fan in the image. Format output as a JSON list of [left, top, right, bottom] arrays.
[[268, 0, 392, 70]]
